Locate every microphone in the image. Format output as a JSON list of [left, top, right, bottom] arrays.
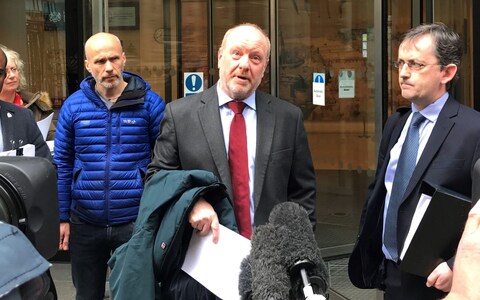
[[249, 222, 291, 299], [239, 255, 252, 300], [241, 202, 329, 299], [268, 202, 329, 299]]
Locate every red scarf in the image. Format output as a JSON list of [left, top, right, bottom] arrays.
[[13, 93, 24, 107]]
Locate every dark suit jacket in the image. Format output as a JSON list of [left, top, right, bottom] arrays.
[[0, 101, 51, 160], [146, 84, 317, 227], [348, 96, 480, 289]]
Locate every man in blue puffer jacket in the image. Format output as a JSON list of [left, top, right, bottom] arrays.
[[54, 32, 165, 300]]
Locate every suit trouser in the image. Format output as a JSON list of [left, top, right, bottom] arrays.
[[383, 259, 446, 300]]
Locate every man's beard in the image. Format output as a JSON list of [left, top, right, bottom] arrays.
[[227, 80, 260, 101], [94, 72, 124, 90], [99, 77, 120, 89]]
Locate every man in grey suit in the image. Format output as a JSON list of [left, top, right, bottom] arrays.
[[146, 23, 316, 243]]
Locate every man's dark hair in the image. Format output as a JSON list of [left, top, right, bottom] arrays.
[[0, 48, 7, 93], [0, 48, 6, 67], [402, 22, 462, 88]]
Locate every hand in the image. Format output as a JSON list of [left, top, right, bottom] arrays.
[[59, 222, 70, 251], [189, 197, 220, 244], [426, 261, 452, 292], [444, 201, 480, 299]]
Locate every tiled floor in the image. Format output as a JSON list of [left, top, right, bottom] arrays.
[[50, 263, 75, 300], [326, 258, 379, 300], [50, 263, 111, 300]]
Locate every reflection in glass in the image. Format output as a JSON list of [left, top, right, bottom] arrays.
[[279, 0, 376, 254]]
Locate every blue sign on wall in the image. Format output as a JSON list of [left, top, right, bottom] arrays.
[[184, 72, 204, 96], [314, 74, 325, 83]]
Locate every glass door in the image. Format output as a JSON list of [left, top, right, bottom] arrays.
[[277, 0, 377, 256], [432, 0, 473, 107], [105, 0, 179, 102]]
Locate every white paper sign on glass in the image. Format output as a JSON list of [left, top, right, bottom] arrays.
[[339, 69, 355, 98]]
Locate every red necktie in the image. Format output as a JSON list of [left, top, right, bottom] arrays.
[[228, 101, 252, 239]]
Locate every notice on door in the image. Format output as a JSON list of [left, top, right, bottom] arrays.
[[312, 73, 325, 106], [339, 69, 355, 98]]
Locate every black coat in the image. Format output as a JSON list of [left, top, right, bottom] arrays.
[[0, 101, 51, 160]]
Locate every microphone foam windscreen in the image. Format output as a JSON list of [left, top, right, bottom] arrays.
[[269, 202, 329, 295], [250, 223, 290, 300], [238, 255, 252, 299]]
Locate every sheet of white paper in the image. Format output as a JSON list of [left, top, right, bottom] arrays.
[[181, 224, 251, 300], [36, 112, 54, 141], [20, 144, 35, 156], [0, 149, 17, 157], [400, 193, 432, 260], [46, 140, 54, 154], [0, 144, 35, 157]]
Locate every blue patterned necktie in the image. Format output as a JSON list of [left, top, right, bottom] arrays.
[[384, 112, 426, 262]]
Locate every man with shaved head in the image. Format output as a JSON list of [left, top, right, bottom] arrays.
[[54, 32, 165, 299]]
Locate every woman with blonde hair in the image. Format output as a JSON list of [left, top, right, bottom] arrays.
[[0, 44, 55, 140]]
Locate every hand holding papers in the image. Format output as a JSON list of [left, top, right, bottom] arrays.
[[181, 224, 251, 300]]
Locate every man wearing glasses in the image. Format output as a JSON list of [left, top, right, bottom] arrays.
[[349, 23, 480, 299]]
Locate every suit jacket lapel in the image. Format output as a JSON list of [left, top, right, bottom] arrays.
[[402, 97, 457, 203], [197, 85, 233, 197], [253, 93, 274, 209]]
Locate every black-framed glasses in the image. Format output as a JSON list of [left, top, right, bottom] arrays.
[[393, 59, 442, 71]]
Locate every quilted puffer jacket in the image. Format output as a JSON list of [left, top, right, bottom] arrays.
[[54, 72, 165, 226]]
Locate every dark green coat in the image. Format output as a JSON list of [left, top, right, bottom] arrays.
[[109, 169, 237, 300]]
